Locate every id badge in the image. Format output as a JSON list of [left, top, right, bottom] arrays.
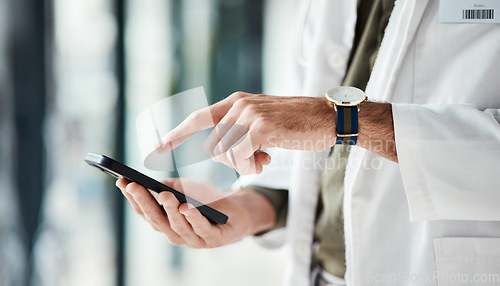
[[440, 0, 500, 23]]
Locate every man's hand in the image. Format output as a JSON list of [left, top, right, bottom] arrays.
[[156, 92, 337, 175], [116, 178, 276, 248]]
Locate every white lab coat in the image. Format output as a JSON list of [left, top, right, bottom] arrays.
[[242, 0, 500, 285]]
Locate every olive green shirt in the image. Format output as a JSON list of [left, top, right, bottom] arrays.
[[252, 0, 395, 278]]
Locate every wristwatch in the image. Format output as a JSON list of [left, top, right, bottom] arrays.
[[325, 86, 367, 145]]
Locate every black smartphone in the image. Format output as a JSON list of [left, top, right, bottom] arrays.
[[84, 152, 228, 225]]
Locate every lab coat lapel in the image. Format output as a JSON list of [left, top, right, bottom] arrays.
[[366, 0, 430, 102], [344, 0, 430, 284]]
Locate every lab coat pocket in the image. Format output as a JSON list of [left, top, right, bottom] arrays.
[[433, 237, 500, 286]]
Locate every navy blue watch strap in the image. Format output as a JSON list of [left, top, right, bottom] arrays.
[[336, 105, 359, 145]]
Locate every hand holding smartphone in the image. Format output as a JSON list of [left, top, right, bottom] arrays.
[[85, 152, 228, 225]]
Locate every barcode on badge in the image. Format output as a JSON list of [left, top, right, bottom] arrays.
[[462, 9, 495, 20]]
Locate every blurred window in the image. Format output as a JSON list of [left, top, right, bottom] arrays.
[[33, 0, 118, 285], [123, 0, 287, 286], [0, 0, 25, 284], [1, 0, 299, 285]]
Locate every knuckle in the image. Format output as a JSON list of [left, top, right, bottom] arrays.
[[221, 159, 235, 169], [170, 223, 189, 236], [127, 184, 145, 198], [203, 139, 214, 155], [257, 115, 271, 126], [163, 202, 177, 212], [205, 242, 220, 249], [187, 242, 203, 249], [187, 110, 201, 122], [130, 205, 143, 215], [203, 239, 221, 248], [254, 116, 268, 127], [211, 142, 223, 155], [233, 97, 251, 109], [245, 105, 266, 122], [167, 237, 185, 246], [148, 216, 163, 227], [245, 104, 258, 116], [211, 151, 224, 163], [159, 192, 178, 207], [125, 184, 137, 195], [230, 91, 247, 101], [168, 128, 179, 139], [178, 227, 193, 237], [198, 228, 211, 238], [253, 117, 270, 133], [244, 161, 258, 175], [236, 167, 251, 175]]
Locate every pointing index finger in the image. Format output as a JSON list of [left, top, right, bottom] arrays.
[[154, 92, 248, 154], [155, 106, 215, 154]]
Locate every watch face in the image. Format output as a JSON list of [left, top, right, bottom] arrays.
[[326, 86, 366, 105]]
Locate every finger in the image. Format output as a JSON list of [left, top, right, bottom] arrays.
[[254, 151, 271, 165], [116, 178, 130, 189], [229, 130, 260, 161], [204, 114, 243, 168], [158, 192, 205, 248], [213, 136, 249, 169], [120, 187, 144, 217], [166, 107, 216, 151], [156, 93, 242, 154], [251, 152, 271, 174], [213, 123, 248, 158], [204, 123, 233, 157], [126, 183, 165, 228], [126, 183, 179, 239], [148, 179, 183, 205], [179, 203, 218, 242], [204, 93, 254, 158], [154, 136, 189, 154], [225, 150, 263, 175], [248, 154, 264, 175], [205, 127, 235, 168], [148, 190, 161, 204], [116, 179, 144, 216], [119, 180, 185, 245], [208, 104, 252, 168], [226, 132, 263, 174], [230, 151, 270, 175]]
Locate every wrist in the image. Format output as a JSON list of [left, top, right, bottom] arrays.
[[229, 188, 277, 235], [357, 101, 398, 162], [319, 97, 338, 148]]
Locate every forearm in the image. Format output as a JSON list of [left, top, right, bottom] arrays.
[[229, 188, 277, 235], [357, 101, 398, 162]]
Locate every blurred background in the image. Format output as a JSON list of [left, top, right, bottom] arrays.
[[0, 0, 302, 285]]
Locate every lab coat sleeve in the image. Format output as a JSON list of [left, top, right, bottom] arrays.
[[393, 103, 500, 221]]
